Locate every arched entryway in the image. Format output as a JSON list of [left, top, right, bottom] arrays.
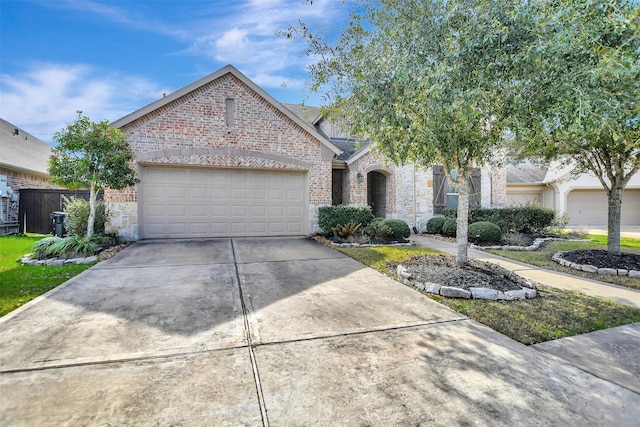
[[367, 171, 387, 217]]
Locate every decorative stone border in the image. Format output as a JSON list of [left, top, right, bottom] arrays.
[[471, 237, 587, 251], [20, 255, 98, 266], [552, 251, 640, 278], [396, 265, 537, 301], [332, 241, 414, 248]]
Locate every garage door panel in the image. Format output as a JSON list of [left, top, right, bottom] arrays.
[[567, 189, 640, 226], [141, 167, 307, 238]]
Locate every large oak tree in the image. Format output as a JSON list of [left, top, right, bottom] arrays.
[[289, 0, 534, 264]]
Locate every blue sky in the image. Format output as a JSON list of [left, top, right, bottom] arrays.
[[0, 0, 349, 142]]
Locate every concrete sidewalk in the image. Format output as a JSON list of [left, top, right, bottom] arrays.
[[411, 234, 640, 396]]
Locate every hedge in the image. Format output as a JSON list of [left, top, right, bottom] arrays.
[[442, 206, 555, 234], [426, 216, 446, 234], [363, 218, 411, 240], [468, 221, 502, 243], [318, 204, 374, 234]]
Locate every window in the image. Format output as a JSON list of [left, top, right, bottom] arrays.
[[225, 98, 235, 127]]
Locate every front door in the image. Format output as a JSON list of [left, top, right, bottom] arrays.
[[367, 171, 387, 217]]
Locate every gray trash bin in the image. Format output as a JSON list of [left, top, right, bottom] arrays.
[[50, 211, 67, 237]]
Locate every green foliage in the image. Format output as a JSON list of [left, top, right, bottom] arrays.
[[513, 0, 640, 255], [32, 236, 99, 260], [362, 218, 411, 241], [426, 216, 446, 234], [290, 0, 537, 264], [363, 218, 393, 241], [87, 232, 121, 247], [49, 112, 138, 237], [63, 196, 109, 237], [468, 221, 502, 243], [383, 219, 411, 239], [332, 222, 361, 239], [443, 207, 555, 234], [442, 218, 458, 237], [318, 204, 374, 234]]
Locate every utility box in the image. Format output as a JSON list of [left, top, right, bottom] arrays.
[[50, 212, 67, 237]]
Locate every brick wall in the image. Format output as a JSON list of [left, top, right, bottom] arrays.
[[107, 73, 333, 239], [345, 150, 396, 217]]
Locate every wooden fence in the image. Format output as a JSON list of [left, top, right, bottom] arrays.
[[18, 189, 104, 234]]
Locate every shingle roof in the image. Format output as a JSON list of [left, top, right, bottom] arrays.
[[506, 162, 548, 184], [0, 118, 52, 176]]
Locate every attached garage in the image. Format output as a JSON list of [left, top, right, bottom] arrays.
[[140, 166, 307, 239], [567, 189, 640, 226], [106, 65, 341, 241]]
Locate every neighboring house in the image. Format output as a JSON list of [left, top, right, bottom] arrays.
[[506, 160, 640, 226], [106, 64, 506, 240], [0, 119, 60, 234]]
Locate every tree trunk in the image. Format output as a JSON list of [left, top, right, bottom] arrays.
[[456, 174, 470, 266], [87, 184, 96, 238], [607, 186, 623, 256]]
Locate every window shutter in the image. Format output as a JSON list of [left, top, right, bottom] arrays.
[[433, 165, 447, 214], [469, 168, 481, 208]]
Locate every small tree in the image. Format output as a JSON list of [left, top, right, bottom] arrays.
[[49, 112, 137, 237]]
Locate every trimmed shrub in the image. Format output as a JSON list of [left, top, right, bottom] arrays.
[[442, 206, 555, 234], [383, 219, 411, 239], [363, 218, 393, 240], [363, 218, 411, 241], [63, 196, 109, 237], [318, 204, 374, 234], [468, 221, 502, 243], [442, 218, 457, 237], [426, 216, 446, 234]]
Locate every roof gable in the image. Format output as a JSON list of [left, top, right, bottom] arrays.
[[112, 65, 341, 156]]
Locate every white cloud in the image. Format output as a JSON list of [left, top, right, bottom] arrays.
[[0, 63, 167, 142], [184, 0, 347, 87]]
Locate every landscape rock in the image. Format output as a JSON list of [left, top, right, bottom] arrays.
[[397, 265, 412, 280], [597, 268, 618, 276], [497, 291, 507, 300], [523, 288, 537, 299], [629, 270, 640, 278], [618, 269, 628, 276], [423, 282, 441, 294], [45, 259, 65, 266], [470, 287, 498, 300], [580, 264, 598, 273], [440, 286, 471, 299], [504, 289, 526, 301]]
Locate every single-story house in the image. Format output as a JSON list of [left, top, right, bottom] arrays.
[[506, 160, 640, 226], [0, 119, 60, 234], [107, 65, 506, 240]]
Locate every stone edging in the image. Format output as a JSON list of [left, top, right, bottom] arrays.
[[20, 255, 98, 266], [331, 242, 414, 248], [471, 237, 587, 252], [396, 265, 537, 301], [551, 251, 640, 278]]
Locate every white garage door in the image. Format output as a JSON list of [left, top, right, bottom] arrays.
[[567, 189, 640, 226], [140, 166, 307, 238]]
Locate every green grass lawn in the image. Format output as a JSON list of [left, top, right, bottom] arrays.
[[335, 244, 640, 345], [486, 234, 640, 290], [0, 235, 95, 317]]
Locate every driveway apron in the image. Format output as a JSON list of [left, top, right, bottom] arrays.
[[1, 238, 639, 426]]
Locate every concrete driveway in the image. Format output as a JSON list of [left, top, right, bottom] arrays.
[[1, 238, 639, 425]]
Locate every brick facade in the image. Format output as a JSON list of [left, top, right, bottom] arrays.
[[345, 151, 396, 217], [107, 70, 335, 240]]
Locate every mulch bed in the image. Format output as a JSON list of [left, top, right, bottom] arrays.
[[560, 249, 640, 271]]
